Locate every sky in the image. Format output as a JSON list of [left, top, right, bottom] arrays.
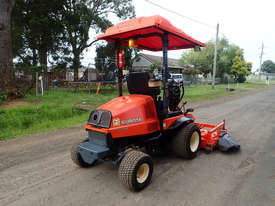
[[83, 0, 275, 72]]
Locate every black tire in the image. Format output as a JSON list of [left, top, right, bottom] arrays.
[[172, 123, 201, 159], [118, 150, 153, 191], [71, 139, 96, 168]]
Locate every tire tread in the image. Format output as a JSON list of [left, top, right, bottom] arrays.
[[172, 123, 201, 159], [118, 150, 152, 191]]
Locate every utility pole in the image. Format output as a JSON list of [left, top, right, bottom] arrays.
[[259, 43, 264, 74], [212, 23, 219, 89]]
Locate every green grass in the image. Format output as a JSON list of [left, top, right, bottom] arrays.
[[0, 83, 266, 140], [0, 87, 121, 139], [216, 82, 268, 89], [183, 82, 266, 102], [184, 85, 239, 102]]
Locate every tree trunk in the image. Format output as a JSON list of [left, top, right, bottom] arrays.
[[0, 0, 15, 93], [73, 54, 80, 82]]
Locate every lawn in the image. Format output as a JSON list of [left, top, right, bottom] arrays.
[[0, 87, 121, 139], [184, 82, 266, 102], [0, 83, 266, 140]]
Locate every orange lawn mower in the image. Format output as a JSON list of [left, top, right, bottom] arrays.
[[71, 15, 240, 191]]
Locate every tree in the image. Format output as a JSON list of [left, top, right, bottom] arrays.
[[148, 62, 162, 74], [11, 0, 67, 93], [0, 0, 15, 93], [231, 49, 252, 83], [180, 37, 241, 78], [182, 67, 200, 75], [261, 60, 275, 73], [12, 0, 65, 70], [95, 43, 116, 80], [216, 39, 240, 77], [61, 0, 135, 81], [180, 41, 214, 77]]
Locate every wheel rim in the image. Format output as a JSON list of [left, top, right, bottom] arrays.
[[190, 131, 200, 152], [136, 163, 150, 183]]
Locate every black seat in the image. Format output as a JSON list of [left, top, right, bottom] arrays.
[[126, 72, 160, 96]]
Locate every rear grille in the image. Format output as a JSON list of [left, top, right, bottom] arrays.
[[88, 110, 112, 128], [100, 112, 111, 126]]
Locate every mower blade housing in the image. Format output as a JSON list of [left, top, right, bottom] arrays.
[[217, 133, 240, 152]]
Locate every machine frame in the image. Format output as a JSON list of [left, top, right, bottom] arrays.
[[71, 15, 240, 192]]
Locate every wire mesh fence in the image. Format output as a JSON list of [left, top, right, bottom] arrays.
[[182, 75, 237, 88], [247, 73, 275, 85], [13, 65, 268, 97]]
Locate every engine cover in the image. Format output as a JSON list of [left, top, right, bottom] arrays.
[[86, 94, 160, 138]]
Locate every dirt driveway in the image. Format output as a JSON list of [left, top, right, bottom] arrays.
[[1, 87, 275, 206]]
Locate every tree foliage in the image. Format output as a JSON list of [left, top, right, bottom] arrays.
[[261, 60, 275, 73], [182, 67, 200, 75], [12, 0, 65, 68], [11, 0, 135, 81], [148, 62, 162, 74], [180, 41, 213, 77], [60, 0, 135, 81], [180, 37, 241, 78], [231, 49, 252, 83]]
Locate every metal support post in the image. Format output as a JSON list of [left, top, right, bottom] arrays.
[[162, 32, 169, 118], [115, 41, 123, 97]]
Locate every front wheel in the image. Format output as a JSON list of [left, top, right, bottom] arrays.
[[118, 150, 153, 191], [172, 123, 201, 159]]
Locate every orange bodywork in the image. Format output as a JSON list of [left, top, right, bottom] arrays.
[[85, 93, 227, 150], [97, 15, 205, 51], [85, 94, 198, 139], [86, 94, 161, 138], [162, 114, 184, 130], [195, 121, 227, 150]]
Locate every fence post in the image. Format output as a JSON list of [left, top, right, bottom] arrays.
[[96, 82, 101, 94], [36, 72, 38, 96]]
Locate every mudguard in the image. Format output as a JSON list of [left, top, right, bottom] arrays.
[[167, 116, 193, 130]]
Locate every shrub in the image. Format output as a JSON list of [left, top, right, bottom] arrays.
[[0, 93, 8, 103]]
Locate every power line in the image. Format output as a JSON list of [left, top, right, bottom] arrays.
[[145, 0, 216, 29]]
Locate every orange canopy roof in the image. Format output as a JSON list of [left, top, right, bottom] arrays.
[[97, 15, 205, 51]]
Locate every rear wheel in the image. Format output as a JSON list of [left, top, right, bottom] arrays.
[[118, 150, 153, 191], [172, 123, 201, 159], [71, 139, 96, 168]]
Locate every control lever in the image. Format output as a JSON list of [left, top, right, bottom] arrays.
[[184, 108, 194, 115]]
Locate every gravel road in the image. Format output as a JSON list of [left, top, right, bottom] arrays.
[[1, 87, 274, 206]]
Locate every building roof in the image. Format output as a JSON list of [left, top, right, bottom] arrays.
[[138, 53, 183, 69]]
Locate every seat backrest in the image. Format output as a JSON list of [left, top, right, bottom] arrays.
[[127, 72, 151, 95]]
